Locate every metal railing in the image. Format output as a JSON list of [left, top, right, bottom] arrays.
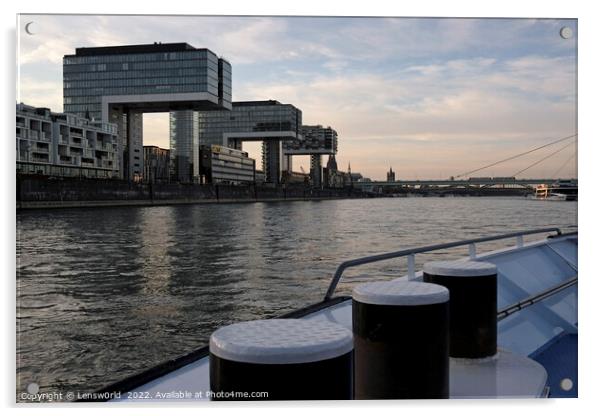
[[324, 227, 563, 300], [497, 276, 577, 321]]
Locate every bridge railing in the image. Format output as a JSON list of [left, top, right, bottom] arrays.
[[355, 178, 571, 187]]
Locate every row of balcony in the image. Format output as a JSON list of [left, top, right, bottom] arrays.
[[57, 135, 116, 150], [22, 153, 115, 167], [18, 133, 116, 152], [17, 130, 52, 141], [18, 149, 118, 172], [33, 143, 50, 152]]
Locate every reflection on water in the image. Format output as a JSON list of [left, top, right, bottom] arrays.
[[16, 197, 576, 398]]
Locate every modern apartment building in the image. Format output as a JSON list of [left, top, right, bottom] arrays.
[[16, 103, 119, 178], [63, 42, 231, 181]]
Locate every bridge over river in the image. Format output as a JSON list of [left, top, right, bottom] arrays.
[[352, 178, 577, 197], [360, 178, 577, 188]]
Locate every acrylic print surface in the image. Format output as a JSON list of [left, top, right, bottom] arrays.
[[16, 14, 577, 402]]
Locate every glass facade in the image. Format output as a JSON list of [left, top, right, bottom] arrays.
[[218, 59, 232, 109], [169, 111, 199, 183], [63, 43, 231, 181], [283, 125, 338, 155], [63, 43, 231, 121], [196, 100, 302, 147], [171, 101, 302, 184]]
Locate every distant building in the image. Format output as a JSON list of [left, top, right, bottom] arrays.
[[350, 172, 364, 182], [322, 155, 346, 188], [387, 167, 395, 182], [170, 111, 200, 183], [143, 146, 170, 183], [282, 170, 309, 184], [16, 103, 119, 178], [195, 100, 301, 147], [283, 125, 338, 155], [172, 100, 302, 184], [326, 154, 338, 171], [323, 168, 347, 188], [200, 144, 256, 184], [283, 125, 338, 188], [254, 170, 266, 183]]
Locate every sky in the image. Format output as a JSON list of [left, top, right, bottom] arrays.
[[17, 15, 577, 180]]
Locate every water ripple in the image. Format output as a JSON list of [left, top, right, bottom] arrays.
[[16, 197, 576, 400]]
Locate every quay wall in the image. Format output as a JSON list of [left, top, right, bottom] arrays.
[[16, 176, 366, 210]]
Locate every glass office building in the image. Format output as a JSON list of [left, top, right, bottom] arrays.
[[280, 125, 339, 187], [196, 100, 301, 147], [170, 100, 301, 183], [63, 43, 231, 120], [283, 125, 338, 155], [63, 43, 231, 181], [169, 110, 199, 183]]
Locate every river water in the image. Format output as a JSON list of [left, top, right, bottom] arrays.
[[16, 197, 576, 400]]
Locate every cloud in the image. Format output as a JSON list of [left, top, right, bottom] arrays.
[[214, 18, 292, 64], [237, 53, 576, 179], [17, 77, 62, 111], [239, 54, 575, 136], [18, 16, 130, 65], [16, 15, 577, 180]]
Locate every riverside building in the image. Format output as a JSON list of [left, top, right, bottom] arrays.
[[282, 125, 338, 187], [143, 146, 171, 183], [171, 100, 302, 184], [169, 111, 199, 183], [63, 43, 231, 181], [200, 145, 256, 184], [387, 167, 396, 182], [16, 103, 119, 178]]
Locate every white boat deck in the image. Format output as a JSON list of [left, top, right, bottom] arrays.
[[114, 233, 577, 401]]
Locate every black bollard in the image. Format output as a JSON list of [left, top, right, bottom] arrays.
[[423, 260, 498, 358], [352, 280, 450, 399], [209, 319, 353, 401]]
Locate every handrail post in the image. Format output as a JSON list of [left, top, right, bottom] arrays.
[[468, 243, 476, 259], [407, 254, 415, 280], [324, 265, 346, 301]]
